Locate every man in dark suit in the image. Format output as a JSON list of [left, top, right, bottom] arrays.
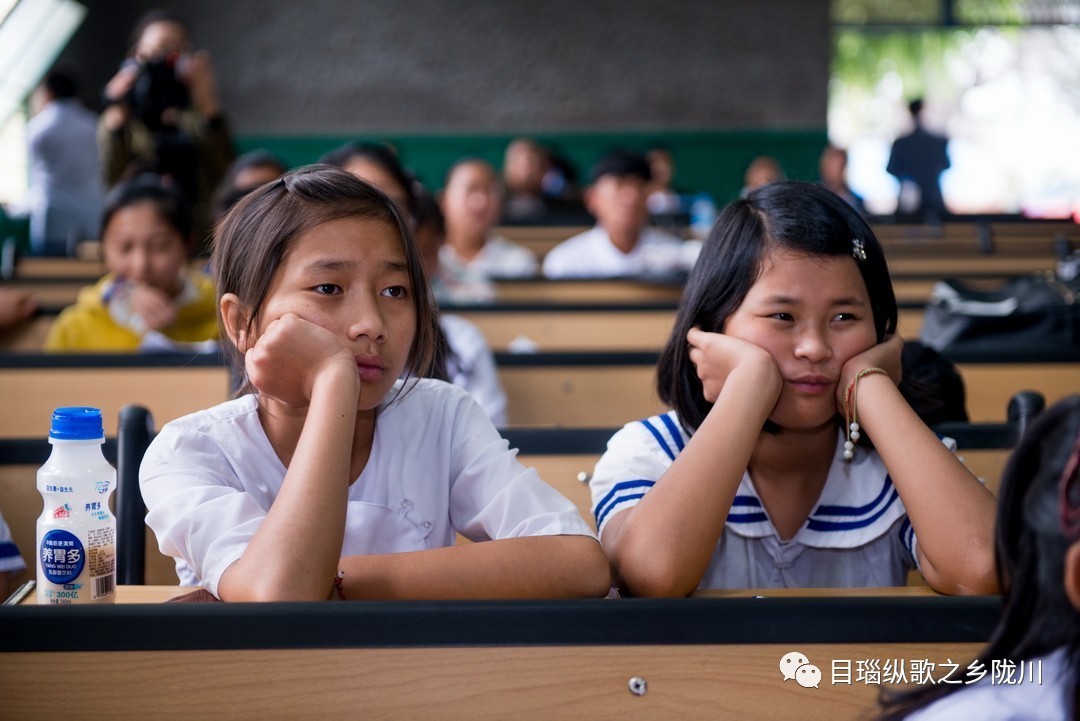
[[887, 98, 951, 221]]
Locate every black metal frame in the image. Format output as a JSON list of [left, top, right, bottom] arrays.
[[0, 595, 1000, 653]]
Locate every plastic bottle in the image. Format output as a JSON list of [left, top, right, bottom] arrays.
[[36, 407, 117, 604]]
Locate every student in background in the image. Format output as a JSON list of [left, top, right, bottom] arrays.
[[99, 9, 235, 243], [140, 166, 608, 601], [414, 187, 509, 426], [499, 138, 590, 225], [542, 149, 688, 279], [740, 155, 784, 197], [439, 157, 538, 281], [645, 146, 684, 217], [26, 66, 104, 257], [211, 149, 287, 222], [818, 144, 865, 214], [589, 181, 997, 597], [879, 395, 1080, 720], [0, 511, 26, 599], [43, 175, 218, 352], [500, 138, 550, 224], [318, 142, 415, 217]]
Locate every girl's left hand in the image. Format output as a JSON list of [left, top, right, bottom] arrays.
[[244, 312, 358, 408], [836, 334, 904, 412]]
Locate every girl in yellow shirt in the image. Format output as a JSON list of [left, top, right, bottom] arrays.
[[44, 174, 218, 352]]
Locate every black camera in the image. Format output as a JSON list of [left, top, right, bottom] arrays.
[[126, 54, 191, 132]]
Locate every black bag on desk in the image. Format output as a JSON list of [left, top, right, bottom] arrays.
[[919, 274, 1080, 354]]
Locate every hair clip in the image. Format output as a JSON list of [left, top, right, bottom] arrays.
[[852, 238, 867, 261], [1059, 432, 1080, 540]]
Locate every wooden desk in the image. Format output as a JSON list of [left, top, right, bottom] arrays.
[[12, 584, 948, 605], [450, 303, 677, 353], [0, 591, 996, 720], [0, 353, 233, 437], [15, 584, 195, 604]]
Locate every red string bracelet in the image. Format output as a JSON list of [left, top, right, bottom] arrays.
[[332, 570, 346, 601]]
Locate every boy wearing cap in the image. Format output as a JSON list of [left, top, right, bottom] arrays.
[[541, 150, 689, 279]]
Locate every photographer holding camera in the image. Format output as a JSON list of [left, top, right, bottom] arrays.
[[99, 10, 235, 250]]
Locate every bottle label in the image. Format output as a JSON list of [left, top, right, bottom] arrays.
[[87, 525, 116, 600], [40, 529, 85, 584]]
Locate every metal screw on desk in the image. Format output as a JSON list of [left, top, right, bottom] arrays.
[[628, 677, 648, 696]]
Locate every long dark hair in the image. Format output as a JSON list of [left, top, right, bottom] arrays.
[[656, 181, 898, 434], [878, 395, 1080, 719]]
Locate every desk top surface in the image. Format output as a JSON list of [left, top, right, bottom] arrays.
[[16, 584, 943, 605]]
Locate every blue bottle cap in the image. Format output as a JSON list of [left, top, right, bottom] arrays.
[[49, 407, 104, 441]]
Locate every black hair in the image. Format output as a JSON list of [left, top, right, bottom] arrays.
[[590, 149, 651, 184], [44, 68, 79, 99], [317, 142, 417, 219], [900, 340, 968, 426], [211, 149, 288, 220], [656, 181, 897, 434], [412, 183, 445, 240], [101, 173, 193, 249], [408, 182, 455, 384], [878, 395, 1080, 719], [908, 98, 925, 118]]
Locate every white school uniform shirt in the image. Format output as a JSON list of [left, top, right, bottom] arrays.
[[0, 513, 26, 574], [906, 647, 1074, 720], [541, 225, 688, 279], [439, 235, 538, 279], [140, 379, 594, 597], [441, 314, 508, 427], [589, 411, 940, 590]]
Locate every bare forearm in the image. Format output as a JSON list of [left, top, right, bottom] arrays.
[[339, 536, 611, 600], [219, 376, 357, 601], [608, 365, 779, 597], [855, 375, 997, 593]]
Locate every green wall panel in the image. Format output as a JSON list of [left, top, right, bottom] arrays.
[[236, 129, 829, 205]]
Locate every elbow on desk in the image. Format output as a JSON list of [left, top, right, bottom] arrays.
[[921, 544, 999, 597], [576, 540, 615, 598], [613, 558, 699, 599], [216, 568, 334, 603]]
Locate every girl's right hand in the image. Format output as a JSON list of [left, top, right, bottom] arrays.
[[244, 313, 359, 407], [686, 327, 781, 404]]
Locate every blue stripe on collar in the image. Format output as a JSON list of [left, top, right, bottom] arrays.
[[594, 479, 656, 527], [814, 474, 894, 518], [658, 413, 686, 452], [806, 489, 900, 532], [638, 418, 675, 461]]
